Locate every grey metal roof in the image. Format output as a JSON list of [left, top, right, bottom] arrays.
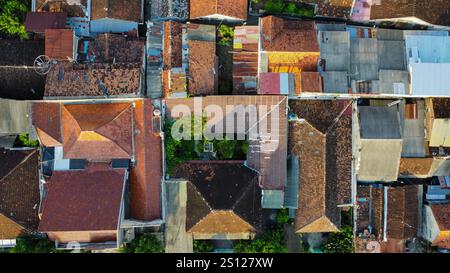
[[378, 40, 406, 70], [284, 155, 299, 209], [0, 99, 31, 136], [350, 38, 379, 81], [359, 106, 402, 139], [319, 31, 350, 71], [322, 71, 349, 93], [378, 70, 410, 94]]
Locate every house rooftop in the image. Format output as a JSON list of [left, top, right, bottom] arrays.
[[38, 163, 126, 232], [35, 0, 87, 17], [0, 149, 40, 239], [87, 33, 145, 64], [370, 0, 450, 26], [190, 0, 248, 20], [24, 12, 67, 33], [44, 62, 141, 97], [289, 99, 352, 233], [305, 0, 354, 19], [173, 161, 262, 235], [359, 106, 402, 139], [32, 102, 133, 161], [91, 0, 142, 22], [261, 16, 319, 52], [149, 0, 189, 20], [45, 28, 74, 61]]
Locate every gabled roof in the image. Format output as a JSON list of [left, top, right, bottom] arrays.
[[173, 161, 262, 235], [289, 100, 352, 233], [0, 149, 40, 238], [38, 163, 126, 232], [370, 0, 450, 26], [190, 0, 248, 20], [44, 62, 141, 97], [91, 0, 142, 21], [25, 12, 67, 33], [33, 102, 133, 161], [261, 16, 319, 52]]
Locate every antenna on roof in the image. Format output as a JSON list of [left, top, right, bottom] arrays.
[[33, 55, 56, 75]]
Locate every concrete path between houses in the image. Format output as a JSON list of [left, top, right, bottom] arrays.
[[165, 180, 193, 253]]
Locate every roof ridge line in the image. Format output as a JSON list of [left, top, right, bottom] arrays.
[[325, 101, 353, 135], [0, 150, 36, 184]]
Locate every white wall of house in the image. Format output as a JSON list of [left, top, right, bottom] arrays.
[[422, 205, 440, 244]]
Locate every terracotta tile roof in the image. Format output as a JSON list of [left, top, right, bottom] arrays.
[[190, 0, 248, 20], [87, 34, 145, 64], [431, 204, 450, 231], [32, 103, 62, 146], [399, 158, 433, 177], [386, 186, 419, 240], [261, 16, 320, 52], [163, 21, 183, 69], [91, 0, 142, 22], [165, 96, 288, 191], [44, 62, 141, 97], [0, 214, 27, 240], [45, 29, 74, 60], [0, 149, 40, 235], [188, 40, 218, 96], [356, 185, 384, 236], [25, 12, 67, 33], [300, 0, 353, 18], [289, 99, 352, 233], [33, 102, 133, 161], [129, 99, 162, 221], [173, 162, 262, 234], [38, 163, 126, 232], [370, 0, 450, 26]]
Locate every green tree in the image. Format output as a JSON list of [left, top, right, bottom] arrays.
[[263, 0, 285, 13], [10, 235, 62, 253], [322, 225, 354, 253], [233, 229, 287, 253], [193, 240, 214, 253], [217, 25, 234, 46], [17, 134, 39, 147], [0, 0, 29, 39], [285, 3, 297, 14], [120, 234, 164, 253]]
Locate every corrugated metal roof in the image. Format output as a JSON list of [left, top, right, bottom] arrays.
[[430, 119, 450, 147], [359, 106, 402, 139], [410, 63, 450, 96], [45, 28, 74, 60], [262, 190, 284, 209], [405, 35, 450, 64], [24, 12, 67, 33]]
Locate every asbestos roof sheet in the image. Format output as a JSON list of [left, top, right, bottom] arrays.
[[359, 106, 402, 139]]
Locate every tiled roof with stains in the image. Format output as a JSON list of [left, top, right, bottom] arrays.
[[188, 40, 218, 96], [38, 163, 126, 232], [165, 96, 288, 191], [431, 204, 450, 231], [163, 21, 183, 69], [299, 72, 323, 93], [129, 99, 162, 221], [33, 102, 133, 161], [289, 99, 352, 233], [173, 161, 262, 234], [399, 158, 433, 177], [91, 0, 142, 22], [44, 62, 141, 97], [370, 0, 450, 26], [87, 34, 145, 64], [190, 0, 248, 20], [149, 0, 189, 20], [0, 149, 40, 237], [35, 0, 87, 17], [301, 0, 354, 18], [261, 16, 320, 52]]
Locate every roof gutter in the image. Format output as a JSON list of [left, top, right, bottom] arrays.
[[383, 186, 388, 241]]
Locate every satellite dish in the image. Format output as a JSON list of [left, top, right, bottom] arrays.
[[33, 55, 55, 75]]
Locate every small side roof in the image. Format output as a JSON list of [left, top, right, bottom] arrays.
[[25, 12, 67, 33], [45, 28, 74, 60]]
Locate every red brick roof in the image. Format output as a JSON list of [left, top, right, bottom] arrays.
[[38, 163, 126, 232], [261, 16, 319, 52], [25, 12, 67, 33], [190, 0, 248, 20], [129, 99, 162, 221], [45, 29, 74, 60]]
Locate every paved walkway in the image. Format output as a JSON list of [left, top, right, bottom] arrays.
[[164, 180, 193, 253]]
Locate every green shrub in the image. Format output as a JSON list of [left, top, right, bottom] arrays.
[[120, 234, 164, 253], [322, 225, 354, 253], [264, 0, 285, 13], [10, 235, 61, 253], [193, 240, 214, 253], [0, 0, 29, 39], [285, 2, 297, 14], [233, 229, 287, 253], [17, 134, 39, 147], [218, 25, 234, 46], [276, 208, 292, 226]]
